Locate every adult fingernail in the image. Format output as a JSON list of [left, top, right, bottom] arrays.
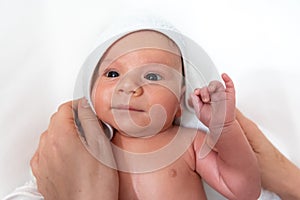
[[81, 98, 90, 108]]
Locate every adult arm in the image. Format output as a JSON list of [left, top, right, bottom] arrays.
[[236, 109, 300, 200]]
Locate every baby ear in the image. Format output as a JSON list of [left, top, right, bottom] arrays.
[[175, 106, 182, 118]]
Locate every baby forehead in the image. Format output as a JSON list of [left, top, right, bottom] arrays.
[[104, 30, 182, 60]]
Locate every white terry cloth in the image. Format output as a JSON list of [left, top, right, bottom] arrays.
[[2, 171, 43, 200], [2, 181, 43, 200]]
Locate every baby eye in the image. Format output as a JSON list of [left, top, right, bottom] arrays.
[[106, 70, 119, 78], [144, 73, 162, 81]]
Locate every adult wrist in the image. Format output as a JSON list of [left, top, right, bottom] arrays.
[[279, 163, 300, 200]]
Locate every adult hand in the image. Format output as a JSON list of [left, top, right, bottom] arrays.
[[236, 109, 300, 200], [30, 99, 119, 200]]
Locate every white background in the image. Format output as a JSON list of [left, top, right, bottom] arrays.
[[0, 0, 299, 198]]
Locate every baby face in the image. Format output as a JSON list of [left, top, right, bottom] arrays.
[[91, 30, 183, 137]]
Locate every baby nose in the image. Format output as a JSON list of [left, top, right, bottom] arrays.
[[117, 78, 143, 97]]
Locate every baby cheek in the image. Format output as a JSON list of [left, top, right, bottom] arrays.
[[155, 93, 180, 116], [92, 86, 112, 116]]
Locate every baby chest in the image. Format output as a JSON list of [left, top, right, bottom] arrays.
[[118, 160, 204, 200]]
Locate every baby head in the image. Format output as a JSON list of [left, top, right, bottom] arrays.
[[90, 30, 185, 138], [76, 16, 221, 171], [81, 16, 220, 140]]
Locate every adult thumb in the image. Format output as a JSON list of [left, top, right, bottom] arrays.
[[76, 98, 116, 168]]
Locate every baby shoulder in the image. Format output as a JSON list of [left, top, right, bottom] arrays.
[[175, 126, 206, 153]]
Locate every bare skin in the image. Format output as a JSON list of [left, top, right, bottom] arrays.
[[30, 100, 119, 200], [30, 90, 300, 200], [106, 73, 260, 200], [89, 30, 260, 199], [236, 110, 300, 200], [31, 101, 300, 200], [112, 125, 207, 200]]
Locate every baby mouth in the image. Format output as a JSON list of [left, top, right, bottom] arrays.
[[112, 105, 144, 112]]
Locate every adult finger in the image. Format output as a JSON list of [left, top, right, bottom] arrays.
[[77, 98, 107, 142], [77, 98, 116, 168], [236, 109, 261, 138], [56, 101, 74, 120], [48, 101, 78, 139], [236, 109, 271, 153], [30, 130, 48, 178], [30, 150, 40, 179]]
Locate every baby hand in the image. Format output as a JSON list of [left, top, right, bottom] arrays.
[[190, 73, 236, 129]]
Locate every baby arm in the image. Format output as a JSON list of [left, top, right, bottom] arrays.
[[190, 73, 261, 200]]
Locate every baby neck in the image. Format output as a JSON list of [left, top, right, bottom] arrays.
[[111, 125, 179, 153]]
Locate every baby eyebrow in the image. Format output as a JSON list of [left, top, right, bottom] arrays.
[[101, 58, 114, 65]]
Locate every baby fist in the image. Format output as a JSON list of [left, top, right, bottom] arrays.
[[190, 73, 236, 129]]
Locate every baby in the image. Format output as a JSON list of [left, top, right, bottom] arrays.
[[88, 29, 261, 199]]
